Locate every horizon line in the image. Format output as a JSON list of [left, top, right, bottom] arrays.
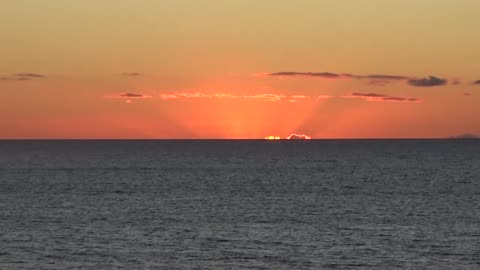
[[0, 137, 478, 141]]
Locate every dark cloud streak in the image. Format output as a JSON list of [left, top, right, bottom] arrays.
[[267, 71, 448, 87], [15, 73, 46, 78], [407, 76, 447, 87], [353, 74, 409, 80], [268, 72, 408, 80], [352, 92, 388, 98], [121, 93, 146, 98], [349, 92, 419, 102], [104, 92, 153, 101], [269, 72, 342, 78], [0, 73, 46, 81], [121, 72, 143, 77]]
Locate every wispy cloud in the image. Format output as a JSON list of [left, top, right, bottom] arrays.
[[15, 73, 46, 78], [134, 90, 423, 103], [121, 72, 143, 77], [107, 91, 417, 104], [158, 92, 336, 102], [354, 74, 409, 80], [159, 93, 180, 99], [120, 93, 150, 98], [104, 92, 153, 101], [407, 76, 447, 87], [367, 79, 395, 86], [0, 77, 19, 81], [451, 78, 461, 85], [179, 92, 235, 98], [160, 92, 238, 99], [267, 72, 408, 81], [158, 92, 321, 102], [265, 71, 448, 87], [345, 92, 420, 103], [269, 72, 343, 78], [244, 93, 286, 101], [159, 92, 289, 102], [1, 73, 46, 81], [288, 95, 307, 102]]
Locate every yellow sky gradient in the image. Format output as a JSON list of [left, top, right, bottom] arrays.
[[1, 1, 479, 138]]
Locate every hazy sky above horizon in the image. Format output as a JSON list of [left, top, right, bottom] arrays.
[[1, 1, 479, 138]]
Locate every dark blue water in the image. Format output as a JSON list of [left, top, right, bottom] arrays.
[[0, 140, 479, 269]]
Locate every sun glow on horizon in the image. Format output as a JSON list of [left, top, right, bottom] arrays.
[[287, 133, 312, 140], [265, 134, 312, 140]]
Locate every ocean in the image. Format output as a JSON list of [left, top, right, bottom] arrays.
[[0, 140, 479, 269]]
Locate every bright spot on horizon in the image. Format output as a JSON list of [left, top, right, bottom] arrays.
[[287, 133, 312, 140], [265, 134, 311, 140]]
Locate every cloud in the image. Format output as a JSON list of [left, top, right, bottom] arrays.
[[15, 73, 46, 78], [121, 72, 142, 77], [407, 76, 447, 87], [110, 90, 421, 104], [355, 74, 409, 80], [120, 93, 147, 98], [159, 92, 315, 102], [1, 73, 46, 81], [244, 93, 286, 101], [346, 92, 420, 102], [160, 92, 239, 100], [266, 71, 449, 87], [367, 79, 395, 86], [289, 95, 308, 102], [178, 92, 216, 98], [104, 92, 153, 100], [267, 72, 409, 81], [451, 78, 461, 85], [160, 93, 180, 99], [0, 77, 25, 81], [291, 95, 307, 99], [383, 97, 419, 102], [156, 92, 340, 103], [355, 75, 410, 86], [317, 95, 333, 100], [170, 93, 199, 98], [268, 72, 342, 78], [352, 93, 386, 98]]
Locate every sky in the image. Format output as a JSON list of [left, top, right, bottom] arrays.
[[1, 0, 480, 139]]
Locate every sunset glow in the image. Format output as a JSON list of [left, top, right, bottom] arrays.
[[1, 1, 480, 139], [287, 134, 312, 140]]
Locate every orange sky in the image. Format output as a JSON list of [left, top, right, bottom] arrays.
[[1, 1, 479, 139]]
